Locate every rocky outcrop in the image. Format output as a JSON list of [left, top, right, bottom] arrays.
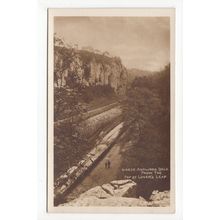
[[54, 46, 128, 95], [62, 196, 148, 207], [148, 190, 170, 207], [101, 180, 136, 198], [59, 180, 147, 207], [59, 179, 170, 207]]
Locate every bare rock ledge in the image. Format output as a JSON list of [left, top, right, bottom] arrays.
[[60, 179, 170, 207]]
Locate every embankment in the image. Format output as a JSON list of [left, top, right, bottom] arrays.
[[54, 123, 124, 205]]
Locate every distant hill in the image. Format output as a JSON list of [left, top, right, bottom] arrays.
[[127, 68, 153, 83]]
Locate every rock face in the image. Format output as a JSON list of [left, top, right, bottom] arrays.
[[54, 46, 128, 95], [59, 180, 170, 207]]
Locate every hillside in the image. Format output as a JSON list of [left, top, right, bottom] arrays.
[[127, 68, 152, 83], [53, 37, 129, 179]]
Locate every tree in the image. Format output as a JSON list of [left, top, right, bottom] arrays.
[[121, 65, 171, 198], [53, 35, 88, 178], [122, 64, 170, 163]]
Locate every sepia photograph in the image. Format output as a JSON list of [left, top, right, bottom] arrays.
[[47, 8, 175, 213]]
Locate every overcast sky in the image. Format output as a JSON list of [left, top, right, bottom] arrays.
[[54, 17, 170, 71]]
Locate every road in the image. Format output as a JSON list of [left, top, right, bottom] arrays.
[[63, 125, 130, 203]]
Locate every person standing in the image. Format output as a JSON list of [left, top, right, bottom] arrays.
[[107, 159, 111, 168], [105, 158, 111, 168]]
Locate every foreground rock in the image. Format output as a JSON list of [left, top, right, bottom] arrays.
[[60, 179, 170, 207], [148, 190, 170, 207], [63, 196, 148, 206]]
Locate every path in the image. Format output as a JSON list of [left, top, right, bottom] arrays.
[[64, 132, 129, 203]]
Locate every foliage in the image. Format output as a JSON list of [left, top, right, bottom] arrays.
[[79, 49, 114, 66], [81, 85, 116, 103], [54, 121, 89, 178], [54, 35, 88, 178], [53, 35, 119, 179], [121, 64, 170, 198]]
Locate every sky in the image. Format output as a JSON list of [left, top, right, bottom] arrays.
[[54, 17, 170, 71]]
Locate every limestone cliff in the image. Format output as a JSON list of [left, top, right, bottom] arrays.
[[54, 46, 128, 95]]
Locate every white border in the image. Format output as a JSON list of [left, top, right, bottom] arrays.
[[38, 0, 182, 219]]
